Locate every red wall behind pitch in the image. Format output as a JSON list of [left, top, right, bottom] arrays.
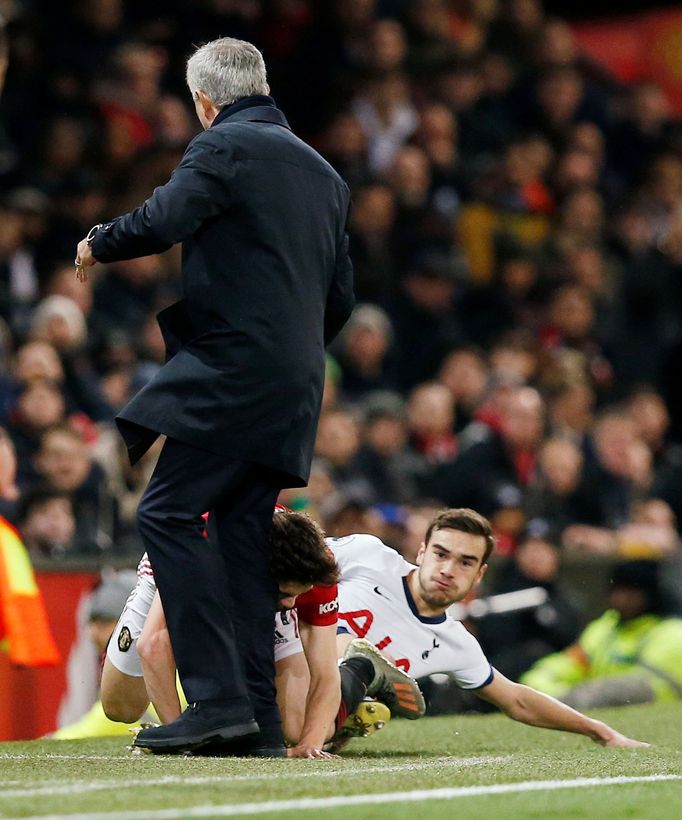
[[0, 571, 99, 741]]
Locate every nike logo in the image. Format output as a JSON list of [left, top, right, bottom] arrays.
[[373, 586, 390, 599]]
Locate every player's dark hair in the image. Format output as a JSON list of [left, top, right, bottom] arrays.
[[424, 508, 495, 564], [269, 511, 339, 586]]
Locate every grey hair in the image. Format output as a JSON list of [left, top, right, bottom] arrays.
[[186, 37, 268, 108]]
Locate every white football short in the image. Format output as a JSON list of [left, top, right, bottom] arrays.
[[274, 608, 304, 663], [107, 572, 305, 675], [106, 572, 156, 677]]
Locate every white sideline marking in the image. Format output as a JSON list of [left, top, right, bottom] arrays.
[[0, 756, 508, 798], [0, 754, 124, 761], [3, 774, 681, 819]]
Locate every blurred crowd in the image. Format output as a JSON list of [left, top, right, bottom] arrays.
[[1, 0, 682, 609]]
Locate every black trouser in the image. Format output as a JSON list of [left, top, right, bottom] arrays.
[[137, 438, 283, 731]]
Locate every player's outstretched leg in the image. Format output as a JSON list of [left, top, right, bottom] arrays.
[[343, 639, 426, 719]]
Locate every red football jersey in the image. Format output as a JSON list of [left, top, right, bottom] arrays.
[[295, 584, 339, 627]]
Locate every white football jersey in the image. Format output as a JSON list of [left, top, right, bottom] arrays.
[[328, 533, 493, 688]]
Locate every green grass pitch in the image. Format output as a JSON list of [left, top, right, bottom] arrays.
[[1, 702, 681, 819]]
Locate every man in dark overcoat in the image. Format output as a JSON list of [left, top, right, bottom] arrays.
[[75, 37, 354, 755]]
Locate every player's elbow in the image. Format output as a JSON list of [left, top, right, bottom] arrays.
[[496, 682, 533, 722]]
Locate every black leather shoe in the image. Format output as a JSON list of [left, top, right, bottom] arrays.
[[195, 726, 287, 758], [134, 702, 259, 753]]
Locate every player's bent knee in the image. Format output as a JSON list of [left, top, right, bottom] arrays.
[[101, 658, 149, 723], [101, 690, 146, 724], [137, 627, 171, 665]]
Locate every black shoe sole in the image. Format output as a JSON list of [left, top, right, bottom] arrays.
[[134, 719, 259, 752], [193, 742, 287, 758]]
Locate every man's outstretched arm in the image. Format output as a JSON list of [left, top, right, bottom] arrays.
[[476, 670, 649, 748], [76, 130, 233, 274]]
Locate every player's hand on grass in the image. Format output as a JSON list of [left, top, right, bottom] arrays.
[[286, 744, 339, 760], [601, 733, 650, 749], [594, 723, 650, 748]]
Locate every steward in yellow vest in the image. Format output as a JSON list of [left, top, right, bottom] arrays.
[[522, 560, 682, 708]]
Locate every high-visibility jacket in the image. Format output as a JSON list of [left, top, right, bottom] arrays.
[[522, 609, 682, 702], [0, 516, 60, 666]]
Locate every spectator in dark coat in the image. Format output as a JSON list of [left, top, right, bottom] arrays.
[[525, 436, 604, 533], [387, 249, 466, 391], [34, 425, 119, 554], [425, 386, 545, 520], [354, 390, 423, 504], [333, 304, 397, 402]]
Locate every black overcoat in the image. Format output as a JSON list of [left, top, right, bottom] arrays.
[[91, 96, 354, 486]]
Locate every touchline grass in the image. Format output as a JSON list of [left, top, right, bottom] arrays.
[[1, 702, 680, 819]]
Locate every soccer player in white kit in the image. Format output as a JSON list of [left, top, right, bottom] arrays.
[[334, 508, 647, 748], [334, 533, 493, 687]]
